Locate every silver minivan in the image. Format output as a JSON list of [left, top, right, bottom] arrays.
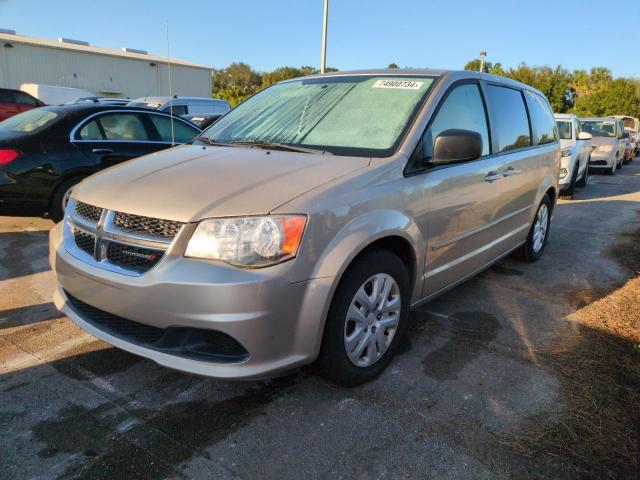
[[50, 70, 560, 385]]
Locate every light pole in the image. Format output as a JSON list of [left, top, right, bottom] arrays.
[[320, 0, 329, 73], [479, 51, 487, 73]]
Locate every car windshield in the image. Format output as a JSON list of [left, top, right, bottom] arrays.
[[199, 75, 436, 157], [556, 121, 572, 140], [0, 108, 60, 134], [128, 101, 161, 109], [580, 120, 616, 138]]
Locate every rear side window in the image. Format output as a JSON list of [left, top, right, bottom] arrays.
[[149, 114, 200, 143], [422, 83, 490, 159], [525, 91, 558, 145], [15, 92, 39, 106], [486, 85, 531, 152], [100, 113, 150, 141]]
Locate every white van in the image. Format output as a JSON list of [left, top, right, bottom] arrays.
[[20, 83, 96, 105], [126, 96, 231, 117]]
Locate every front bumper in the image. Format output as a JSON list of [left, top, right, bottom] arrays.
[[49, 222, 333, 380], [589, 151, 616, 169]]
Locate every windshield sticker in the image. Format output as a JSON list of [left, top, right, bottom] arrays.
[[372, 80, 424, 90]]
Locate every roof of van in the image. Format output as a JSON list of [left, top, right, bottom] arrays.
[[554, 113, 574, 120], [580, 117, 617, 122], [291, 69, 549, 97]]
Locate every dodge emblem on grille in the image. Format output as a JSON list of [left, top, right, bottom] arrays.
[[122, 250, 158, 261]]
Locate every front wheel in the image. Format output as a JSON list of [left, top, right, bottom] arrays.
[[609, 160, 617, 176], [318, 249, 411, 386], [50, 177, 83, 223], [576, 161, 589, 187], [517, 195, 552, 263]]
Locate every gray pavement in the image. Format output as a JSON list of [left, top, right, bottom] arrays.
[[1, 161, 639, 479]]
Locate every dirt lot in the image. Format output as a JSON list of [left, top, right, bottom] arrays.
[[1, 162, 639, 480]]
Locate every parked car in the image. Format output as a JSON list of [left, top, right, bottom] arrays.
[[609, 115, 640, 134], [181, 113, 223, 130], [554, 113, 592, 198], [579, 117, 625, 174], [50, 70, 560, 386], [0, 88, 45, 121], [622, 129, 635, 163], [0, 105, 201, 221], [70, 97, 131, 106], [126, 96, 231, 116], [20, 83, 95, 105]]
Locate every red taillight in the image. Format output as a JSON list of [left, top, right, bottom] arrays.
[[0, 149, 21, 166]]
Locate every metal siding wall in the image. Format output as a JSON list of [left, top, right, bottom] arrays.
[[0, 41, 211, 98]]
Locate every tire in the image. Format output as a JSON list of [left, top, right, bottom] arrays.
[[516, 195, 552, 263], [608, 160, 617, 176], [576, 161, 589, 188], [559, 166, 578, 199], [318, 249, 411, 386], [50, 176, 83, 223]]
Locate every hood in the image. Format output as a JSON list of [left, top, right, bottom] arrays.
[[73, 145, 370, 222], [589, 136, 617, 147]]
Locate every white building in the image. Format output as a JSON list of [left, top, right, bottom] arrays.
[[0, 30, 212, 99]]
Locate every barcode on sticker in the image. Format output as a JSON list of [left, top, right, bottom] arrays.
[[372, 80, 423, 90]]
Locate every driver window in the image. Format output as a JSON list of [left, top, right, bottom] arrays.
[[421, 84, 490, 161]]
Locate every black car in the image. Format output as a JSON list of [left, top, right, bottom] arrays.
[[0, 104, 201, 221]]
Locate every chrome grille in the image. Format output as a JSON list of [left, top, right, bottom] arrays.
[[114, 212, 183, 239], [64, 199, 183, 276], [73, 229, 96, 256], [75, 201, 103, 223]]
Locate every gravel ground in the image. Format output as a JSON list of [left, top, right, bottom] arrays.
[[1, 161, 639, 479]]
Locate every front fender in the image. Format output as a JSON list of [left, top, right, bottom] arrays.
[[310, 209, 425, 302]]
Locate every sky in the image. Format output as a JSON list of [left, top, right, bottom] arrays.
[[1, 0, 638, 78]]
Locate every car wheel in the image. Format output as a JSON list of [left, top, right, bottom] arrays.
[[576, 161, 589, 187], [559, 166, 578, 199], [609, 160, 617, 176], [517, 195, 552, 263], [50, 177, 83, 223], [318, 249, 411, 386]]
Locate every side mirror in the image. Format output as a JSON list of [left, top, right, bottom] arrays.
[[432, 129, 483, 164], [621, 131, 630, 139], [577, 131, 592, 141]]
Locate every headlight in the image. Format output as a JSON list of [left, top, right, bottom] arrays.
[[185, 215, 306, 267], [561, 149, 572, 158], [559, 167, 568, 178]]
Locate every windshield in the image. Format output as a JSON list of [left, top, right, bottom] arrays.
[[556, 121, 572, 140], [200, 75, 436, 156], [127, 101, 161, 109], [580, 120, 616, 138], [0, 108, 60, 134]]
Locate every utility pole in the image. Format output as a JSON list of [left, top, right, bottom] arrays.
[[320, 0, 329, 73], [479, 51, 487, 73]]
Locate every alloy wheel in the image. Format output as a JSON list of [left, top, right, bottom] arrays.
[[532, 203, 549, 253], [343, 273, 401, 367]]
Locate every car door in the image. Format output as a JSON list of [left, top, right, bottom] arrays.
[[408, 81, 512, 297], [71, 111, 165, 169], [574, 118, 590, 175], [0, 90, 20, 120]]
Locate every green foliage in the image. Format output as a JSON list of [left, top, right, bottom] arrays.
[[464, 59, 640, 118], [387, 63, 399, 69], [212, 63, 337, 106]]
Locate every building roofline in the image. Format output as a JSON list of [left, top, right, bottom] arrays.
[[0, 32, 212, 70]]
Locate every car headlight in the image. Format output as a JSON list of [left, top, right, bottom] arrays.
[[559, 167, 568, 178], [561, 149, 572, 158], [185, 215, 307, 267]]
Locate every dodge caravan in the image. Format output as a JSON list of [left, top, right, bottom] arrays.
[[50, 70, 560, 386]]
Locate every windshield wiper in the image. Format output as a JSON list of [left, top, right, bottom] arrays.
[[226, 140, 331, 155], [193, 136, 241, 147]]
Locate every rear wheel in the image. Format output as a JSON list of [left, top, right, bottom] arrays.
[[50, 177, 83, 223], [516, 195, 552, 263], [318, 249, 411, 386]]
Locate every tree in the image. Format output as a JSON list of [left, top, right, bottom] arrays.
[[387, 63, 399, 69], [212, 62, 262, 106]]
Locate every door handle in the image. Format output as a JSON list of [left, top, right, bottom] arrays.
[[92, 148, 113, 154], [484, 171, 501, 183], [502, 166, 516, 177]]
